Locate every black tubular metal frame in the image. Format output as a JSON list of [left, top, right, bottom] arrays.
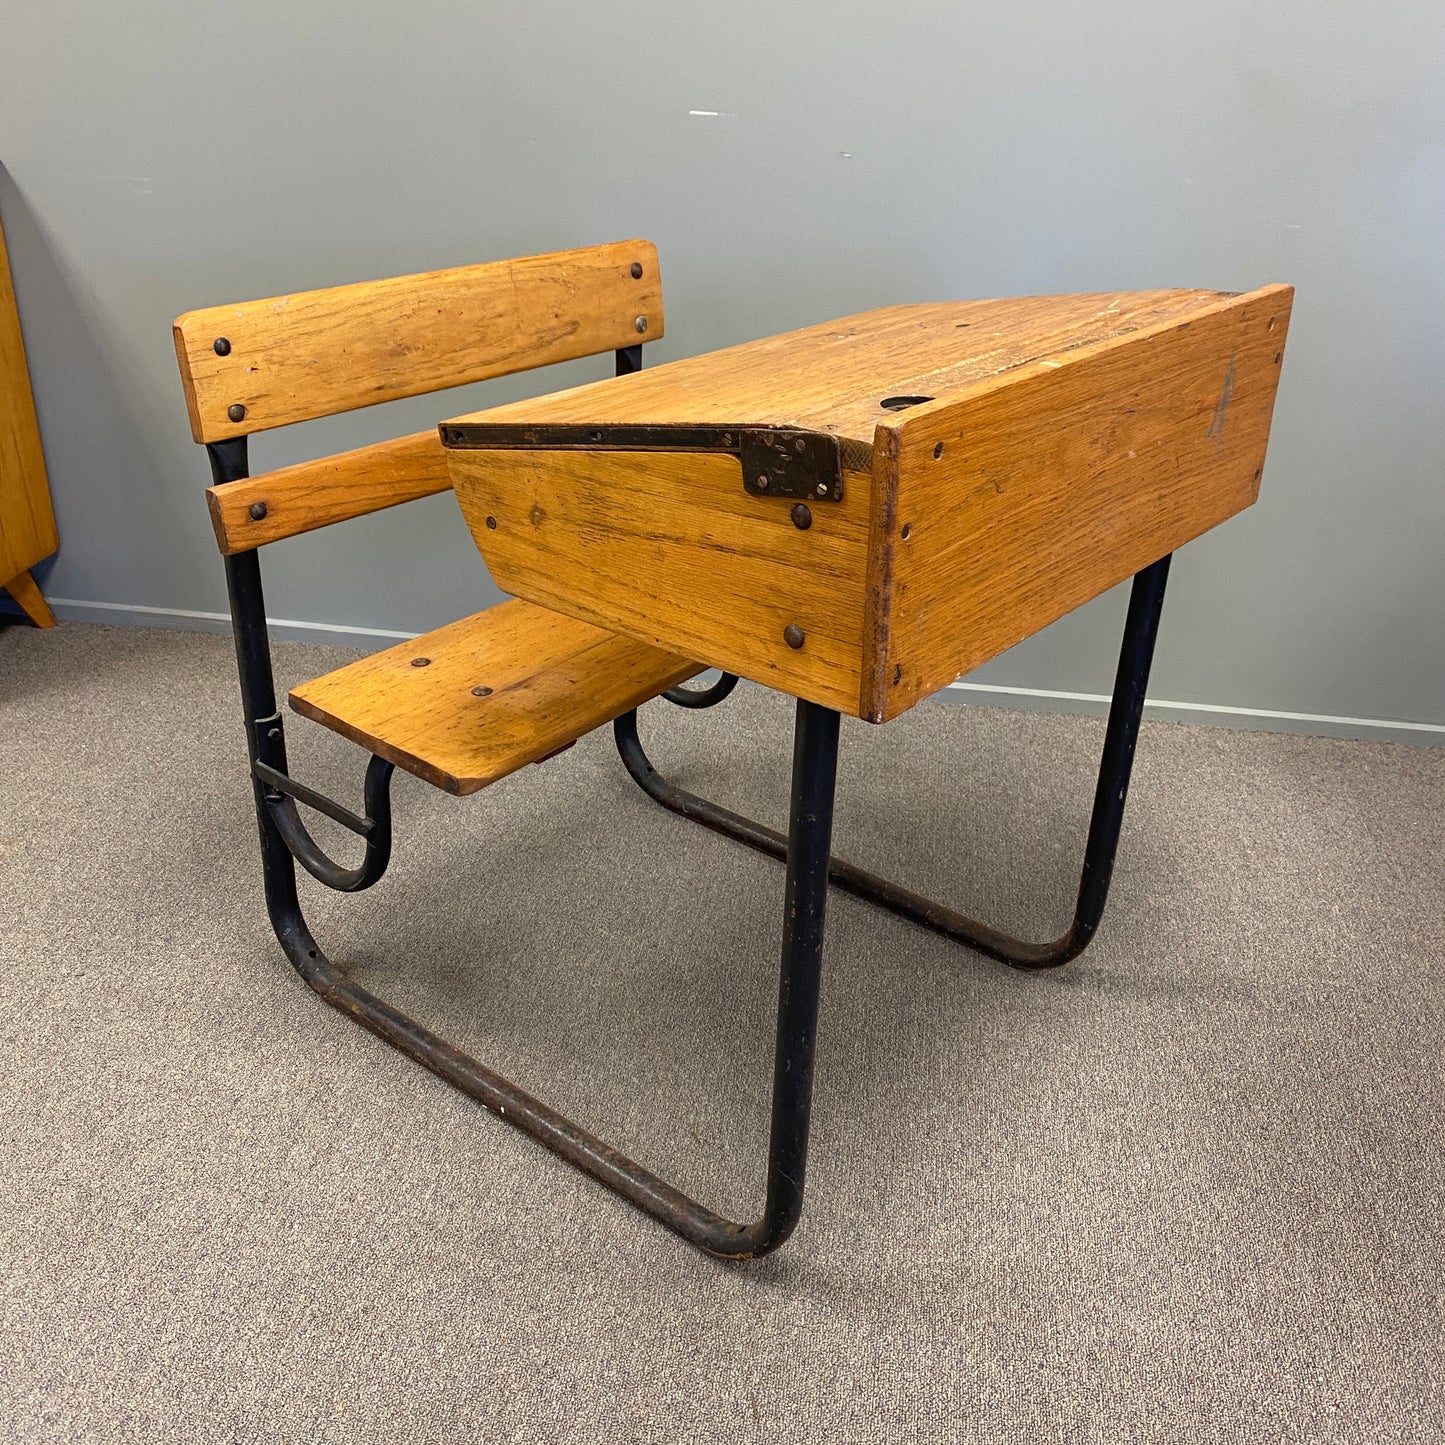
[[204, 345, 1171, 1259]]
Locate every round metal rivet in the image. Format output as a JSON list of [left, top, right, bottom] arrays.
[[634, 316, 648, 333], [630, 262, 643, 279], [213, 337, 231, 356], [227, 403, 247, 423], [471, 685, 493, 697], [248, 501, 268, 521], [794, 438, 806, 453], [790, 503, 812, 530], [783, 624, 805, 650], [485, 516, 497, 529], [411, 657, 431, 668]]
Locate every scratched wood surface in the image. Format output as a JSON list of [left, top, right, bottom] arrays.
[[289, 599, 702, 795], [866, 285, 1293, 719], [173, 240, 662, 443], [0, 212, 58, 616], [206, 431, 452, 554]]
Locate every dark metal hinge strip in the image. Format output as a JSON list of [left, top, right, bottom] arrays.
[[438, 422, 844, 502]]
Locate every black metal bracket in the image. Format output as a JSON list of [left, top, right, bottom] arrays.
[[663, 672, 740, 710], [439, 421, 844, 502], [249, 715, 396, 895]]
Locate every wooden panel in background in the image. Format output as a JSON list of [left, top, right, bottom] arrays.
[[867, 284, 1293, 720], [0, 212, 58, 588], [206, 430, 451, 554], [173, 240, 663, 443]]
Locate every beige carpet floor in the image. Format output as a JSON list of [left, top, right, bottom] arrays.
[[1, 619, 1442, 1443]]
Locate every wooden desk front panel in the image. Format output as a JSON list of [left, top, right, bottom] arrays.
[[450, 447, 876, 715]]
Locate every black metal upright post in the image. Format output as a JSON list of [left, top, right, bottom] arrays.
[[757, 699, 840, 1245]]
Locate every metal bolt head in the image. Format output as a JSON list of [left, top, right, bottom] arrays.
[[783, 624, 805, 650], [485, 515, 497, 529], [755, 475, 770, 491], [227, 403, 247, 423], [248, 501, 268, 521], [630, 262, 643, 279], [790, 503, 812, 530], [471, 685, 493, 697], [634, 315, 648, 333], [794, 438, 806, 453], [815, 482, 828, 497], [213, 337, 231, 356], [411, 657, 431, 668]]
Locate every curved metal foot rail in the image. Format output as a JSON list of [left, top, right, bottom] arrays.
[[615, 554, 1172, 971]]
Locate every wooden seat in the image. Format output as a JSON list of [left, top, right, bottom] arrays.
[[289, 599, 701, 795]]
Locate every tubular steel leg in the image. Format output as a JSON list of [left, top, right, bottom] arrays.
[[266, 697, 838, 1259], [615, 554, 1172, 970], [212, 429, 846, 1257]]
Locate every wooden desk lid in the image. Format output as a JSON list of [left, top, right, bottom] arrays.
[[442, 286, 1292, 723], [444, 289, 1231, 465]]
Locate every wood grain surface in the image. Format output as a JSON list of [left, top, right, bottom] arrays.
[[446, 289, 1229, 464], [2, 566, 55, 627], [206, 431, 451, 554], [288, 598, 702, 795], [866, 285, 1294, 719], [0, 213, 58, 587], [448, 447, 875, 716], [173, 240, 662, 443]]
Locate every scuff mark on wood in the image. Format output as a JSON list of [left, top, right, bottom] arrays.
[[1206, 352, 1236, 451]]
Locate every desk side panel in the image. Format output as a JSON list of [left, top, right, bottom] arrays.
[[868, 285, 1293, 721], [448, 448, 873, 716]]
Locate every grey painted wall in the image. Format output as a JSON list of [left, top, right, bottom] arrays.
[[2, 1, 1441, 735]]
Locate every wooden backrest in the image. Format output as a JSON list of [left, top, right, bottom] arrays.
[[176, 240, 661, 554], [174, 240, 661, 443]]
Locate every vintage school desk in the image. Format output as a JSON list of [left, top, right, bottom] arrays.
[[174, 243, 1292, 1258]]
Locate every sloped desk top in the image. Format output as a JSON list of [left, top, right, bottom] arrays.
[[441, 285, 1292, 722]]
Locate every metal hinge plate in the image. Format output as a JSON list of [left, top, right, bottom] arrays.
[[439, 422, 844, 502]]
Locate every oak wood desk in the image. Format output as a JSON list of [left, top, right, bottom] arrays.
[[444, 286, 1289, 722], [178, 249, 1290, 1259]]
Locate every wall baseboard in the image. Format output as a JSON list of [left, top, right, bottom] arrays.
[[22, 595, 1443, 746], [944, 681, 1444, 747], [42, 595, 419, 646]]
